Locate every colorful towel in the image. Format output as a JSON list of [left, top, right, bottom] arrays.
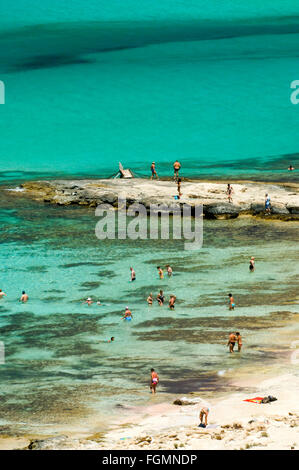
[[243, 397, 264, 404]]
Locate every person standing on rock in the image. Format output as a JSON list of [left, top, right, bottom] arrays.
[[173, 160, 181, 180], [249, 257, 255, 272], [265, 193, 271, 214], [150, 162, 159, 180], [150, 368, 159, 394], [226, 184, 234, 203]]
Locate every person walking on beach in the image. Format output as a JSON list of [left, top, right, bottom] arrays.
[[236, 332, 242, 352], [249, 257, 255, 272], [130, 267, 136, 282], [157, 290, 165, 306], [166, 265, 173, 277], [150, 162, 159, 180], [227, 184, 234, 203], [0, 289, 7, 299], [199, 405, 210, 428], [228, 293, 235, 310], [169, 295, 176, 310], [20, 291, 28, 303], [150, 368, 159, 394], [227, 332, 237, 353], [147, 293, 153, 306], [157, 266, 164, 279], [173, 160, 181, 180], [265, 193, 271, 214], [122, 306, 133, 321]]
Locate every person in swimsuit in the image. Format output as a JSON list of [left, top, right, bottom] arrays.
[[84, 297, 93, 306], [227, 332, 237, 353], [228, 293, 235, 310], [0, 289, 7, 299], [150, 368, 159, 394], [265, 193, 271, 213], [199, 406, 210, 428], [157, 266, 164, 279], [20, 291, 28, 303], [173, 160, 181, 180], [235, 332, 242, 352], [249, 257, 255, 272], [130, 267, 136, 282], [177, 178, 182, 198], [107, 337, 115, 343], [227, 184, 234, 203], [169, 295, 176, 310], [288, 164, 294, 171], [147, 293, 153, 306], [122, 306, 133, 321], [166, 265, 173, 277], [157, 290, 165, 306], [150, 162, 159, 180]]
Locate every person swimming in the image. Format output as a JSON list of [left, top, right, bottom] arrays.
[[20, 291, 28, 303], [0, 289, 7, 299], [84, 297, 93, 306], [288, 164, 295, 171], [107, 337, 115, 343]]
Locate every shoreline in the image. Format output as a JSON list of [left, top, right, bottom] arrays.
[[4, 177, 299, 220]]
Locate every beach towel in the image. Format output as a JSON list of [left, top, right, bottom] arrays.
[[243, 397, 264, 404]]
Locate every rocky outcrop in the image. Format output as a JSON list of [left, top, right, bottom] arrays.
[[5, 178, 299, 221]]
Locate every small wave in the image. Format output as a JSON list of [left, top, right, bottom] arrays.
[[5, 187, 25, 192]]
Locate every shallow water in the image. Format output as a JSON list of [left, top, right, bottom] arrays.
[[0, 190, 298, 434]]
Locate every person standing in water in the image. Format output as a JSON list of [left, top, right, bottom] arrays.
[[227, 184, 234, 203], [157, 290, 165, 306], [122, 306, 133, 321], [20, 291, 28, 303], [157, 266, 164, 279], [150, 368, 159, 394], [147, 293, 153, 306], [228, 293, 235, 310], [288, 164, 294, 171], [236, 332, 242, 352], [0, 289, 7, 299], [166, 265, 173, 277], [169, 295, 176, 310], [249, 257, 255, 272], [130, 267, 136, 282], [227, 332, 237, 353], [150, 162, 159, 180]]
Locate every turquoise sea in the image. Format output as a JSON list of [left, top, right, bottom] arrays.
[[0, 2, 299, 437]]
